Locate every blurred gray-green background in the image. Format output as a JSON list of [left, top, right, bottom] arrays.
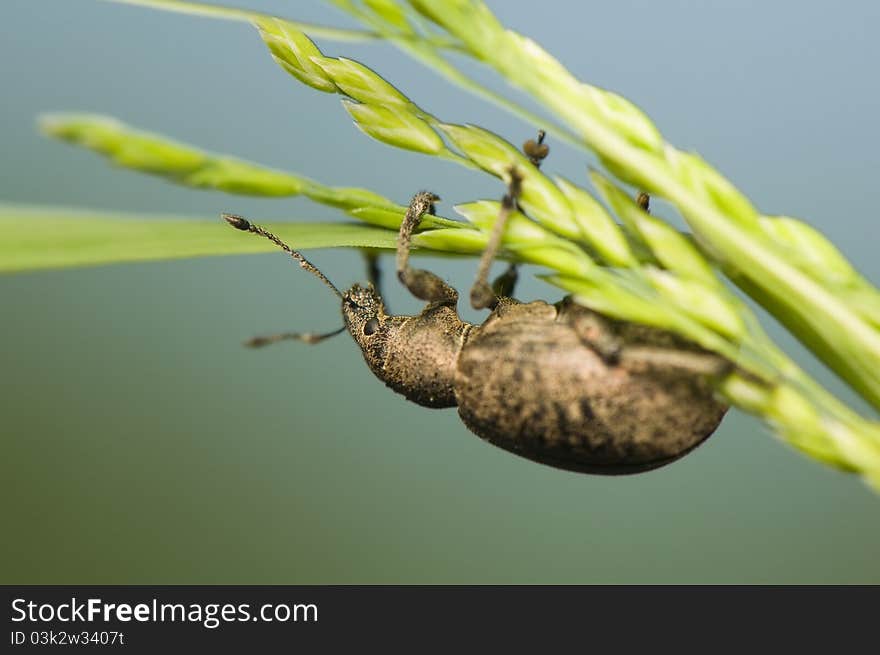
[[2, 0, 879, 583]]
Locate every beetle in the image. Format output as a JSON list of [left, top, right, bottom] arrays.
[[223, 146, 728, 474]]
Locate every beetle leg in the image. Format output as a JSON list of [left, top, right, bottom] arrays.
[[470, 167, 524, 310], [362, 249, 387, 309], [555, 296, 624, 362], [565, 307, 625, 364], [491, 263, 519, 298], [396, 191, 459, 306], [475, 132, 543, 303], [619, 347, 732, 378]]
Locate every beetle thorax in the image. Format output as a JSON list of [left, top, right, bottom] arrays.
[[342, 284, 472, 409]]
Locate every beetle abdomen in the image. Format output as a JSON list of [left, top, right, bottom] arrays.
[[453, 316, 727, 474]]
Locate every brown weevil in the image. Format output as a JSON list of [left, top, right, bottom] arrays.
[[223, 145, 728, 474]]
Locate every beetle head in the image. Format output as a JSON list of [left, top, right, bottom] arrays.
[[342, 283, 404, 370]]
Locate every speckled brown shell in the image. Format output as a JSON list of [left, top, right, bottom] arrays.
[[453, 301, 727, 474], [382, 304, 468, 408]]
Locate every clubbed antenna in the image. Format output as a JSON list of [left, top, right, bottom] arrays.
[[222, 213, 344, 300], [523, 129, 549, 167]]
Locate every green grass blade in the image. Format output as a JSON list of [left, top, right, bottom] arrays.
[[0, 205, 402, 274], [23, 1, 880, 485], [40, 114, 465, 231], [327, 1, 585, 150], [102, 0, 461, 47], [41, 114, 377, 204], [101, 0, 381, 42], [405, 0, 880, 413]]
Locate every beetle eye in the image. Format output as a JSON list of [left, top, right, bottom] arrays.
[[363, 317, 380, 336]]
